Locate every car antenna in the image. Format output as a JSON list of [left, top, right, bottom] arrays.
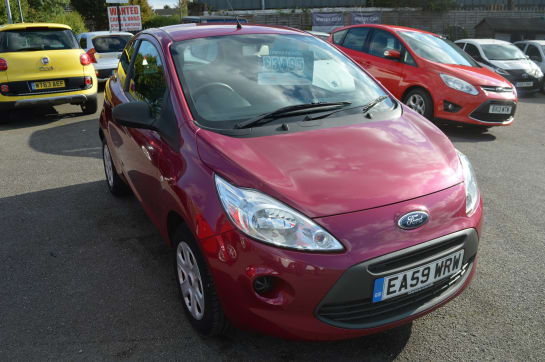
[[225, 0, 242, 29]]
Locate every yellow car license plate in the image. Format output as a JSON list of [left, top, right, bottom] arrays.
[[32, 80, 65, 90]]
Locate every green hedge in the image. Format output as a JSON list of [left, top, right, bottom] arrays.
[[143, 15, 180, 29]]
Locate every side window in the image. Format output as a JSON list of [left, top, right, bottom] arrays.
[[79, 36, 87, 49], [456, 42, 465, 49], [368, 29, 402, 58], [120, 39, 137, 74], [128, 40, 167, 117], [527, 45, 542, 62], [465, 44, 481, 60], [332, 29, 348, 45], [403, 50, 417, 66], [341, 28, 370, 51], [515, 43, 526, 51]]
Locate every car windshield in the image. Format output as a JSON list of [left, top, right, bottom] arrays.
[[171, 34, 394, 128], [398, 31, 478, 67], [92, 35, 132, 53], [481, 44, 526, 60], [0, 28, 78, 52]]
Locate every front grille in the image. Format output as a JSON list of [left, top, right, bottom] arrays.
[[470, 100, 516, 123], [0, 77, 87, 96], [368, 235, 465, 274], [481, 86, 513, 93], [317, 257, 473, 325]]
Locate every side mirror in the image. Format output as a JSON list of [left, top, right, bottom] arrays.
[[112, 101, 157, 131], [384, 49, 401, 60]]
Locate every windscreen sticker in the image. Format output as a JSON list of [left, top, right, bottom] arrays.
[[258, 49, 314, 85]]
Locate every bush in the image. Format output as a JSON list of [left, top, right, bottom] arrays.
[[143, 15, 180, 29], [51, 11, 88, 34]]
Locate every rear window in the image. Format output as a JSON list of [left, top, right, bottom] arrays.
[[91, 35, 132, 53], [0, 28, 78, 52]]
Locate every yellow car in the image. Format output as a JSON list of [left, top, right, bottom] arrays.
[[0, 23, 98, 118]]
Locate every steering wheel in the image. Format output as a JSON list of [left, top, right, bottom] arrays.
[[192, 82, 235, 100]]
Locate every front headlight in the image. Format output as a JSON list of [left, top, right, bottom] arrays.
[[215, 175, 344, 251], [494, 67, 510, 76], [530, 67, 543, 78], [440, 74, 479, 95], [456, 150, 480, 215]]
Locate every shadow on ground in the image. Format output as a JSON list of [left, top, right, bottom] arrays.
[[437, 123, 497, 143], [0, 180, 412, 360], [25, 117, 102, 159], [1, 106, 89, 130]]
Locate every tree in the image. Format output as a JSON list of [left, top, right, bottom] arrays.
[[70, 0, 109, 30]]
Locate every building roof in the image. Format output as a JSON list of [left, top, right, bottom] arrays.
[[476, 17, 545, 33], [154, 8, 178, 16]]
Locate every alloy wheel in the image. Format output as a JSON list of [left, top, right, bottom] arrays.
[[103, 144, 114, 188], [407, 94, 426, 115]]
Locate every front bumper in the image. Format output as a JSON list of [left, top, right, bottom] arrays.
[[201, 183, 482, 340], [434, 85, 517, 126], [502, 72, 543, 93]]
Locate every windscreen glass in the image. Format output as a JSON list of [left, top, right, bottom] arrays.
[[481, 44, 526, 60], [92, 35, 132, 53], [398, 31, 478, 66], [0, 28, 78, 52], [171, 34, 394, 128]]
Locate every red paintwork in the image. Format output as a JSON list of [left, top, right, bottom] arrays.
[[99, 24, 483, 340], [329, 24, 518, 126]]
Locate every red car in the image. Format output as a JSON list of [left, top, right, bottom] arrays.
[[329, 24, 517, 127], [100, 24, 482, 340]]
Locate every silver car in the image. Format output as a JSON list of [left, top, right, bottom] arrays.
[[77, 31, 133, 82], [514, 40, 545, 91], [455, 38, 544, 93]]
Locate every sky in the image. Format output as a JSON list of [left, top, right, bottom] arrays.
[[149, 0, 179, 9]]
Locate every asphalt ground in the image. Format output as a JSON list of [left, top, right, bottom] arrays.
[[1, 92, 544, 361]]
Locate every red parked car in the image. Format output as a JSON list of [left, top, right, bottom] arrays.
[[100, 24, 482, 340], [329, 24, 518, 127]]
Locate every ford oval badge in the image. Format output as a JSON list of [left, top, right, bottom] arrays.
[[398, 211, 429, 230]]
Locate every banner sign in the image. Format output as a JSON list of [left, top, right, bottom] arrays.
[[312, 13, 344, 33], [350, 12, 381, 25], [108, 5, 142, 32]]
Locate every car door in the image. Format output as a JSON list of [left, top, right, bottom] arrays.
[[363, 29, 408, 95], [115, 38, 171, 223], [335, 27, 372, 67]]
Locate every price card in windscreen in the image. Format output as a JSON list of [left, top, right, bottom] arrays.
[[258, 49, 314, 86]]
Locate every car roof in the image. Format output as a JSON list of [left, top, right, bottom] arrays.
[[515, 39, 545, 45], [80, 31, 133, 38], [148, 24, 309, 42], [0, 22, 71, 31], [457, 38, 512, 45], [333, 24, 438, 37]]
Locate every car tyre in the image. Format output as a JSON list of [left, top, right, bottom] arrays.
[[173, 226, 229, 336], [403, 88, 434, 121], [81, 94, 98, 115], [102, 140, 130, 196]]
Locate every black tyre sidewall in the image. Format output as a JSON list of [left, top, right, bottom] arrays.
[[404, 88, 434, 121], [82, 94, 98, 115], [173, 227, 227, 336]]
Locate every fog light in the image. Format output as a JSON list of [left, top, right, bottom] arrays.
[[444, 100, 462, 113], [0, 84, 8, 93], [253, 275, 274, 296]]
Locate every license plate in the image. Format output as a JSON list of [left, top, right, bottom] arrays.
[[32, 80, 65, 90], [372, 250, 464, 303], [516, 81, 533, 87], [489, 105, 512, 114]]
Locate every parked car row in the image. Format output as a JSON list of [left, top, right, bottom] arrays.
[[328, 24, 543, 129]]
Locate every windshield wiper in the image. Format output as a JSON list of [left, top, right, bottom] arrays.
[[235, 102, 351, 129], [361, 95, 389, 114]]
